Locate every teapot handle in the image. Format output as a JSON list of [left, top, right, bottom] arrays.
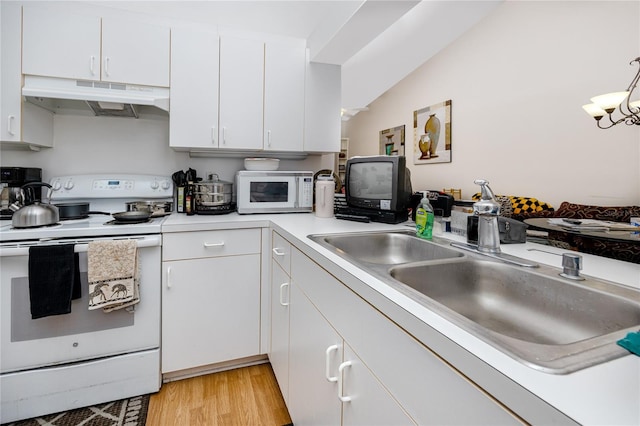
[[21, 182, 53, 204]]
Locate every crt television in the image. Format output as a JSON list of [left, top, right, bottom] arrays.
[[344, 155, 412, 223]]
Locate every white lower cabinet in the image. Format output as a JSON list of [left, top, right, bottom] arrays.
[[276, 244, 523, 426], [270, 259, 290, 403], [161, 229, 261, 374], [288, 281, 342, 425], [289, 281, 414, 425]]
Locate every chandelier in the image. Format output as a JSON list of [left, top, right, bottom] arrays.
[[582, 57, 640, 129]]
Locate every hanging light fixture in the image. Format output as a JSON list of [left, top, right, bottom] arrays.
[[582, 57, 640, 129]]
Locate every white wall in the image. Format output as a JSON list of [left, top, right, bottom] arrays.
[[344, 1, 640, 208], [0, 112, 332, 183]]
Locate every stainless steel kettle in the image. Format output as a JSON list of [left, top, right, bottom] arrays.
[[11, 182, 59, 228]]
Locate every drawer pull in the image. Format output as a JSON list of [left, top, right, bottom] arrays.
[[203, 241, 225, 248], [167, 266, 172, 288], [272, 248, 286, 257], [325, 344, 339, 382], [338, 360, 352, 402]]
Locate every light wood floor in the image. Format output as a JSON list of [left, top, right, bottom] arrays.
[[146, 363, 292, 426]]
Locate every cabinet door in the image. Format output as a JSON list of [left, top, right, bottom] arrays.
[[161, 254, 261, 373], [170, 27, 220, 149], [269, 260, 290, 403], [101, 17, 170, 87], [219, 36, 264, 150], [1, 3, 53, 146], [304, 62, 341, 153], [22, 7, 101, 81], [263, 42, 305, 152], [341, 344, 416, 426], [288, 282, 342, 425]]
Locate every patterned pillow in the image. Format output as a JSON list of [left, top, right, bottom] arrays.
[[553, 202, 640, 223], [471, 193, 553, 217], [510, 196, 554, 215]]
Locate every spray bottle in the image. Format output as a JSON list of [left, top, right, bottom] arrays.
[[415, 191, 434, 239]]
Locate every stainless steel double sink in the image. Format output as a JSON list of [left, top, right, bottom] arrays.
[[308, 229, 640, 374]]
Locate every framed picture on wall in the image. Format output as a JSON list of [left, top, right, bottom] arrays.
[[413, 100, 451, 165], [379, 125, 405, 156]]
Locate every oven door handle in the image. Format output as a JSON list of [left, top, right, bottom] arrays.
[[0, 235, 162, 257]]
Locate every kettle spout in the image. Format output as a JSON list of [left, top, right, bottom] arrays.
[[9, 201, 22, 212]]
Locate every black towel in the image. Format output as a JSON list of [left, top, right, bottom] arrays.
[[72, 253, 82, 300], [28, 244, 78, 319]]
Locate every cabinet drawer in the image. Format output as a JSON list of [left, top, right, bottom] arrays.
[[271, 231, 291, 275], [163, 228, 260, 261]]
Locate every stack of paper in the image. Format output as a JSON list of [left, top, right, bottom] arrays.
[[549, 218, 639, 231]]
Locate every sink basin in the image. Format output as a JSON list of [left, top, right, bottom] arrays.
[[312, 230, 464, 265], [391, 260, 640, 343], [390, 259, 640, 373], [308, 230, 640, 373]]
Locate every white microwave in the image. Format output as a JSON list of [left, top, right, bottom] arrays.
[[236, 171, 314, 214]]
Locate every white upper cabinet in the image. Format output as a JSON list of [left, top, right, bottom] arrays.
[[263, 42, 306, 152], [22, 7, 101, 81], [22, 7, 170, 87], [100, 17, 170, 87], [218, 36, 264, 151], [170, 27, 220, 149], [1, 3, 52, 148], [304, 62, 341, 153]]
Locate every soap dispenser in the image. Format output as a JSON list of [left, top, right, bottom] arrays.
[[415, 191, 434, 239]]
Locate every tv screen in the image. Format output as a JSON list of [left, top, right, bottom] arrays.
[[345, 155, 410, 214], [348, 162, 393, 200]]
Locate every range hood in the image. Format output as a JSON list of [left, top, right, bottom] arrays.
[[22, 75, 170, 118]]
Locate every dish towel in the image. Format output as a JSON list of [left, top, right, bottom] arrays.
[[28, 244, 79, 319], [87, 239, 139, 312]]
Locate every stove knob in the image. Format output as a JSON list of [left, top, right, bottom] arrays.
[[161, 180, 171, 190], [51, 180, 61, 191], [64, 180, 74, 190], [150, 180, 159, 190]]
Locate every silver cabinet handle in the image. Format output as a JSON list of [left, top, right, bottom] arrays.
[[279, 282, 289, 306], [272, 248, 286, 256], [203, 241, 225, 248], [7, 115, 16, 136], [325, 345, 339, 382], [338, 360, 352, 402]]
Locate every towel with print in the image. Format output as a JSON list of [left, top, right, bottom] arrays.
[[87, 239, 139, 311]]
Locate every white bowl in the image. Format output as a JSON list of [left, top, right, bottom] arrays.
[[244, 158, 280, 171]]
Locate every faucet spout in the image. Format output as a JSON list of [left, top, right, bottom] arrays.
[[473, 179, 501, 253]]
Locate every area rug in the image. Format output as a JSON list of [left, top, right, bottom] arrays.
[[3, 394, 149, 426]]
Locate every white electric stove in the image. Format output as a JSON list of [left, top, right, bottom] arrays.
[[0, 174, 173, 423]]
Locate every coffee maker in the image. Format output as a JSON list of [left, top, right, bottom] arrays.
[[1, 167, 42, 220]]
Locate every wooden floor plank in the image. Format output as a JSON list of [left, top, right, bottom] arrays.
[[147, 363, 292, 426]]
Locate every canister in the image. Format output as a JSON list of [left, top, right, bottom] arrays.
[[315, 175, 335, 218]]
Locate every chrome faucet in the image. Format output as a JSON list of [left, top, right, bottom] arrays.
[[473, 179, 501, 254]]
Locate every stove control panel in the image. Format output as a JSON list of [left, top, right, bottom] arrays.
[[50, 174, 173, 200]]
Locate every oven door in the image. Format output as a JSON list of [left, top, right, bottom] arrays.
[[0, 234, 161, 373]]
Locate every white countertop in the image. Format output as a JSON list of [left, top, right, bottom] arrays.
[[163, 212, 640, 425]]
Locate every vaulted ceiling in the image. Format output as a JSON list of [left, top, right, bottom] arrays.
[[90, 0, 502, 113]]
